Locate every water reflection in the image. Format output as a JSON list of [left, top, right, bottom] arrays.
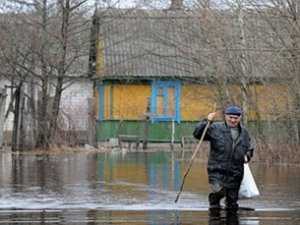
[[209, 210, 239, 225], [0, 151, 299, 224]]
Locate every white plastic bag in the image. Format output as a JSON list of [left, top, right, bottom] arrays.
[[239, 163, 260, 199]]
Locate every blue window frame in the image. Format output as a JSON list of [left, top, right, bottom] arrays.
[[97, 83, 104, 121], [150, 80, 181, 123]]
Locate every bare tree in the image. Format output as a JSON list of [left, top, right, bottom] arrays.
[[0, 0, 92, 150], [242, 0, 300, 143]]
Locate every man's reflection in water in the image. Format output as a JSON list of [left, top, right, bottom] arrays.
[[209, 209, 239, 225]]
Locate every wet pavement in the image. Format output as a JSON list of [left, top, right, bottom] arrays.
[[0, 150, 299, 224]]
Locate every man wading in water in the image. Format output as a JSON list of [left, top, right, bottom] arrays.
[[193, 105, 254, 211]]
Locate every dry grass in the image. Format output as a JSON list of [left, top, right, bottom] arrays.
[[187, 141, 300, 166], [253, 141, 300, 165]]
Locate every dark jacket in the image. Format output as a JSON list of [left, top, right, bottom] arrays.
[[193, 120, 254, 189]]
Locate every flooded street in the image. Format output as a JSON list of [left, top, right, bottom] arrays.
[[0, 150, 299, 224]]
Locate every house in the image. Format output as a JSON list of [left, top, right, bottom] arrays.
[[89, 5, 289, 145]]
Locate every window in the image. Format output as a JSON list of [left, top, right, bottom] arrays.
[[150, 80, 181, 122]]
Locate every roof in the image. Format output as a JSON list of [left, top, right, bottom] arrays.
[[91, 8, 290, 82], [92, 9, 212, 80]]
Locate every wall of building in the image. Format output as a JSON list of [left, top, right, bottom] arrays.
[[98, 83, 151, 120], [181, 84, 215, 120], [0, 79, 93, 145], [96, 81, 289, 122], [60, 80, 93, 130], [0, 80, 13, 132], [1, 79, 93, 132]]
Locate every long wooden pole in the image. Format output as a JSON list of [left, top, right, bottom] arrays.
[[174, 120, 211, 203]]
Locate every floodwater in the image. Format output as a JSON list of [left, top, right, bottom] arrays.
[[0, 150, 299, 224]]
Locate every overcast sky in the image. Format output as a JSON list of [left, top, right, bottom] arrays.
[[0, 0, 253, 13], [0, 0, 170, 12], [95, 0, 170, 9]]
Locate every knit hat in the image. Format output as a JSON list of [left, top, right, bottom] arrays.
[[224, 105, 242, 116]]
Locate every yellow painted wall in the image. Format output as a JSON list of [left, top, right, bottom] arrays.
[[249, 84, 289, 120], [181, 83, 288, 121], [103, 84, 151, 120], [98, 82, 288, 121], [104, 84, 111, 119], [181, 85, 216, 120]]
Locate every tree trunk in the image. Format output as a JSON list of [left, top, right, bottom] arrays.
[[11, 83, 24, 151], [0, 88, 7, 148], [49, 77, 63, 144], [28, 79, 37, 146], [289, 1, 300, 144], [35, 79, 50, 149], [48, 0, 71, 144], [36, 0, 50, 149], [87, 98, 97, 147], [236, 1, 249, 125]]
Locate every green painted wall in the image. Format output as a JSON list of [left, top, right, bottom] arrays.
[[96, 120, 289, 143], [96, 120, 197, 142]]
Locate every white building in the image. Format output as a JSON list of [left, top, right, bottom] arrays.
[[0, 78, 93, 146]]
